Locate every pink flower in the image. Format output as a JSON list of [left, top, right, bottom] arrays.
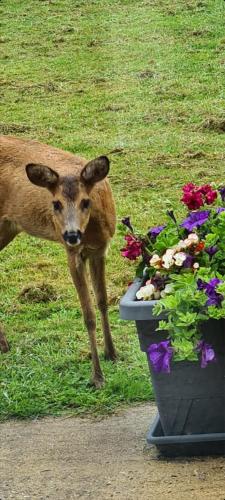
[[181, 183, 204, 210], [121, 234, 142, 260], [181, 183, 217, 210], [205, 191, 217, 205], [198, 185, 217, 205]]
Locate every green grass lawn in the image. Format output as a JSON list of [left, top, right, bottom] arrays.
[[1, 0, 225, 419]]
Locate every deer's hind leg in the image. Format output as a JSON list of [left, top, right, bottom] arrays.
[[0, 220, 19, 353], [89, 254, 117, 361], [0, 325, 9, 353]]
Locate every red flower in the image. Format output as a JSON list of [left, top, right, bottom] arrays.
[[181, 183, 217, 210], [198, 184, 211, 195], [198, 185, 217, 205], [182, 191, 204, 210], [181, 184, 204, 210], [194, 241, 205, 253], [121, 234, 143, 261]]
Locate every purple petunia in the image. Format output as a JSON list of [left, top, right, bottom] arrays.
[[121, 217, 134, 232], [196, 340, 216, 368], [148, 225, 166, 239], [219, 187, 225, 202], [205, 246, 218, 257], [183, 255, 195, 268], [181, 211, 210, 232], [197, 278, 224, 307], [217, 207, 225, 214], [147, 340, 174, 373]]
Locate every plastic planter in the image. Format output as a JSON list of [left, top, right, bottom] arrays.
[[120, 279, 225, 452], [147, 414, 225, 457]]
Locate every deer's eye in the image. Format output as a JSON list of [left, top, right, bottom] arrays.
[[53, 200, 63, 212], [80, 199, 91, 210]]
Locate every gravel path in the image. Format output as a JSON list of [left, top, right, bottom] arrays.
[[1, 404, 225, 500]]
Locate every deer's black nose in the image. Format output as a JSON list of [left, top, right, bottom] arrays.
[[63, 230, 82, 245]]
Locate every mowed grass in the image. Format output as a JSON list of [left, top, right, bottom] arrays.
[[1, 0, 225, 419]]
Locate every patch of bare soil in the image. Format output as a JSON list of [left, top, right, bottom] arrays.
[[0, 123, 32, 134], [1, 404, 225, 500], [201, 118, 225, 133], [19, 283, 58, 303]]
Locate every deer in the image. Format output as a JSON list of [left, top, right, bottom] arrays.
[[0, 135, 117, 388]]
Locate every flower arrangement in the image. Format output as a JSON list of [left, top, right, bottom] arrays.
[[121, 183, 225, 373]]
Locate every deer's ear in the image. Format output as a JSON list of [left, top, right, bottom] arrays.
[[26, 163, 59, 192], [80, 156, 110, 186]]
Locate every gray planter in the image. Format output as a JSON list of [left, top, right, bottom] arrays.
[[147, 415, 225, 457], [120, 279, 225, 451]]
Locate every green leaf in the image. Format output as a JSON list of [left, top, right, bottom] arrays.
[[207, 305, 225, 320], [153, 225, 179, 254], [172, 338, 198, 361], [135, 261, 146, 278], [153, 301, 164, 316], [175, 311, 198, 326], [161, 295, 179, 310], [205, 233, 218, 247], [156, 320, 170, 331]]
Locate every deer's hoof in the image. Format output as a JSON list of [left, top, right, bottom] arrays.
[[104, 349, 117, 362], [0, 338, 10, 353], [90, 376, 105, 389]]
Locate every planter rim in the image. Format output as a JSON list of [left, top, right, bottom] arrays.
[[119, 277, 166, 320], [148, 414, 225, 444], [147, 415, 225, 457]]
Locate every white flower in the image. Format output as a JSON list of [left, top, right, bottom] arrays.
[[136, 284, 155, 300], [188, 233, 199, 243], [193, 262, 199, 270], [153, 290, 161, 300], [162, 253, 175, 269], [182, 234, 199, 249], [176, 240, 186, 251], [165, 248, 176, 257], [150, 254, 161, 268], [160, 283, 174, 298], [174, 252, 187, 267], [183, 238, 193, 248], [162, 258, 174, 269]]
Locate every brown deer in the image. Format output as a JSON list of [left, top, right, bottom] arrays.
[[0, 135, 117, 388]]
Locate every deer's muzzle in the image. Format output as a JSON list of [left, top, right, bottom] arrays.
[[63, 230, 82, 246]]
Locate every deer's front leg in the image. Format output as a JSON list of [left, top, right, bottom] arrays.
[[67, 251, 104, 388]]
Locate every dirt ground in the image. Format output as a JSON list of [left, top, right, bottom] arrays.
[[1, 404, 225, 500]]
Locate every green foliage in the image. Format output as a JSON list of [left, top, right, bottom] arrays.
[[153, 225, 180, 254], [205, 233, 218, 247], [173, 339, 198, 362], [135, 261, 146, 278], [123, 196, 225, 363], [154, 265, 225, 360]]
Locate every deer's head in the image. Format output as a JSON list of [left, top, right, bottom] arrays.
[[25, 156, 109, 247]]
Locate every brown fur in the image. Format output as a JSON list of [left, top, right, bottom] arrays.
[[0, 135, 117, 387], [61, 176, 79, 200]]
